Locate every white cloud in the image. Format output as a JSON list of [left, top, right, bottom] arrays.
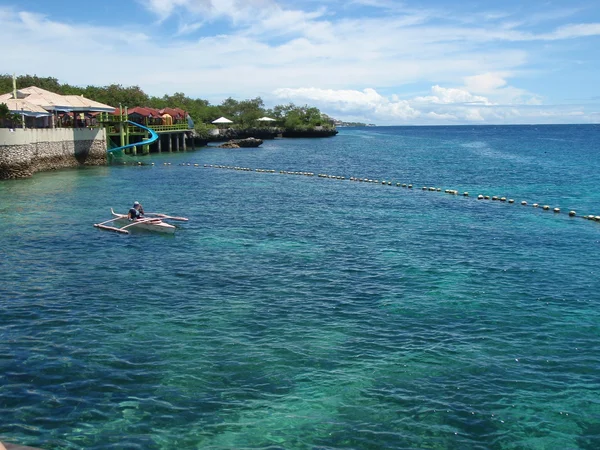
[[464, 73, 508, 93], [274, 87, 420, 119], [413, 85, 493, 105], [272, 85, 597, 125], [542, 23, 600, 40]]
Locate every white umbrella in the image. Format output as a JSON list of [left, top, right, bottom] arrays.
[[212, 116, 233, 124], [257, 116, 276, 122]]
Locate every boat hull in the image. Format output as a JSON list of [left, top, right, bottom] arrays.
[[111, 213, 176, 234]]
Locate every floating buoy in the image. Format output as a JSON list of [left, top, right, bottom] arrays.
[[554, 208, 560, 213], [492, 196, 498, 201], [521, 201, 527, 205], [508, 199, 514, 203], [478, 195, 484, 200], [463, 192, 469, 197], [533, 203, 539, 208], [595, 216, 600, 221], [543, 205, 550, 210], [396, 183, 401, 186], [569, 211, 576, 217], [484, 196, 490, 200], [408, 185, 413, 188], [422, 187, 427, 190]]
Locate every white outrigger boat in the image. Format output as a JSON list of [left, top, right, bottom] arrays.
[[93, 208, 189, 234]]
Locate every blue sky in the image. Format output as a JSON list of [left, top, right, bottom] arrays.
[[2, 0, 599, 124]]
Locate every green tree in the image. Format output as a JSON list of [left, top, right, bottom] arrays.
[[0, 102, 21, 127]]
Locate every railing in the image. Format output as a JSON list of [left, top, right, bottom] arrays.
[[150, 123, 190, 132], [97, 112, 192, 133], [104, 123, 191, 135]]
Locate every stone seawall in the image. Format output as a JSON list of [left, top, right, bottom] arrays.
[[0, 128, 107, 180]]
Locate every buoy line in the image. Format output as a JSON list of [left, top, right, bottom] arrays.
[[132, 162, 597, 224]]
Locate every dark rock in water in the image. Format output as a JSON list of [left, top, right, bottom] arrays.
[[209, 128, 277, 142], [281, 129, 338, 138], [218, 141, 241, 149], [218, 137, 263, 149]]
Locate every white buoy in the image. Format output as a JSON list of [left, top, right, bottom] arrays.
[[484, 195, 490, 200], [478, 195, 484, 200], [543, 205, 550, 210], [500, 197, 506, 202], [508, 199, 514, 203], [569, 211, 576, 217], [533, 203, 539, 208], [521, 201, 527, 205], [554, 208, 560, 213], [408, 185, 413, 188], [492, 196, 498, 201], [463, 192, 469, 197]]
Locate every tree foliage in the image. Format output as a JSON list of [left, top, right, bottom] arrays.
[[0, 74, 336, 131], [0, 102, 21, 125]]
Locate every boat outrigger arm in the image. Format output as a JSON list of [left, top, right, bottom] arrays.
[[94, 209, 189, 234], [107, 120, 159, 153]]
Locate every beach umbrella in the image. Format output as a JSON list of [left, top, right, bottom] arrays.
[[212, 117, 233, 124]]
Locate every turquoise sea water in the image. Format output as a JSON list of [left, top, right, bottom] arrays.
[[1, 125, 600, 449]]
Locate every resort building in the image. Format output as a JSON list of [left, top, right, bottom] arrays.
[[0, 85, 195, 179]]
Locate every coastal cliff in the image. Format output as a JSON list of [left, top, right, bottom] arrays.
[[0, 128, 107, 179], [281, 129, 338, 138]]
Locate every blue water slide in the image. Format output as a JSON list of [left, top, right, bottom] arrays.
[[107, 120, 159, 153]]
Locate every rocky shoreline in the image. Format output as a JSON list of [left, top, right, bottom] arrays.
[[0, 128, 107, 180]]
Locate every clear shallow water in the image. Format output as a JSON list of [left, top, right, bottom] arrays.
[[1, 125, 600, 449]]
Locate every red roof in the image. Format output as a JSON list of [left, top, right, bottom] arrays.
[[159, 107, 186, 119], [111, 107, 163, 118]]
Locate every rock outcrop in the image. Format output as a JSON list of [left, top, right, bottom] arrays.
[[218, 137, 263, 149], [281, 129, 338, 138], [208, 128, 278, 142]]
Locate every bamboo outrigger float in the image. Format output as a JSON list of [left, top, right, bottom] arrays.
[[93, 209, 189, 234]]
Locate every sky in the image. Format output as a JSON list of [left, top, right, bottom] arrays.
[[1, 0, 600, 125]]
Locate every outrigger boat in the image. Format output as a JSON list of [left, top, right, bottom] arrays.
[[93, 208, 189, 234]]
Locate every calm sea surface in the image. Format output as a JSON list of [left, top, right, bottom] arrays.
[[1, 125, 600, 449]]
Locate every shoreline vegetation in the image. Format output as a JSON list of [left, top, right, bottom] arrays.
[[0, 75, 338, 140]]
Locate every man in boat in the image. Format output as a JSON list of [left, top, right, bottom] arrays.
[[128, 201, 145, 220]]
